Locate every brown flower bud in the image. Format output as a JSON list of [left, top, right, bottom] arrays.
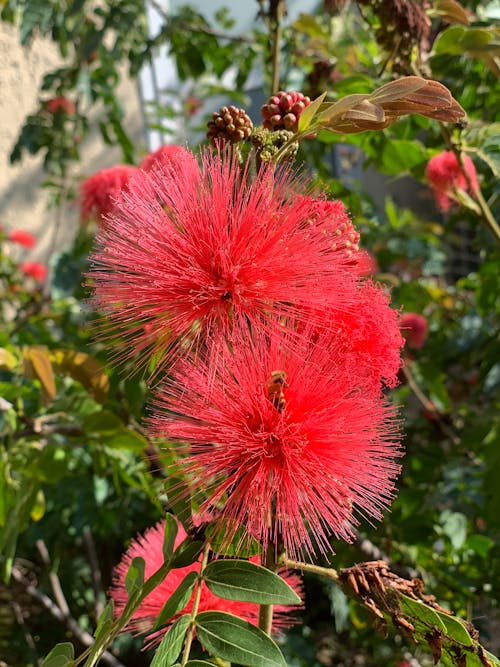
[[206, 105, 253, 144]]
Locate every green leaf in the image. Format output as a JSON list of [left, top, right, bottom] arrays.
[[94, 601, 114, 641], [163, 513, 179, 560], [150, 614, 190, 667], [41, 642, 75, 667], [152, 571, 197, 631], [204, 559, 301, 605], [20, 0, 54, 44], [484, 650, 500, 666], [378, 139, 429, 175], [185, 662, 217, 666], [399, 595, 446, 633], [195, 611, 287, 667], [125, 556, 145, 597], [170, 539, 203, 569], [435, 611, 474, 646], [298, 91, 327, 133], [434, 25, 500, 55]]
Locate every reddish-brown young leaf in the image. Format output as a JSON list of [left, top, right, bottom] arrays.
[[433, 0, 471, 26], [369, 76, 428, 105], [317, 94, 370, 124]]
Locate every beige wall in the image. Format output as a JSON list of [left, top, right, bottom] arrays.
[[0, 22, 144, 260]]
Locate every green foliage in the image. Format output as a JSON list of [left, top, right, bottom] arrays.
[[195, 611, 287, 667], [1, 1, 499, 666], [149, 615, 190, 667], [204, 559, 301, 605]]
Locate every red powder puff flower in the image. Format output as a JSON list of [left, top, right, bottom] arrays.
[[80, 165, 139, 223], [89, 149, 361, 375], [8, 229, 37, 248], [149, 324, 402, 560], [355, 249, 378, 276], [321, 281, 404, 392], [109, 519, 303, 646], [20, 261, 47, 281], [425, 151, 479, 212], [139, 144, 200, 182], [295, 195, 362, 266], [45, 96, 76, 115], [399, 312, 428, 350]]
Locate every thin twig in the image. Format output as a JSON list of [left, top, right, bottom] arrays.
[[11, 600, 41, 666], [282, 558, 339, 581], [402, 364, 461, 446], [83, 526, 105, 619], [11, 565, 126, 667], [36, 540, 70, 618], [268, 0, 286, 95]]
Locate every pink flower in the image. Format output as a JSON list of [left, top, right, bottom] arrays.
[[45, 96, 76, 115], [89, 149, 360, 375], [80, 165, 139, 223], [8, 229, 37, 248], [399, 312, 428, 350], [20, 261, 47, 281], [149, 324, 402, 560], [425, 151, 479, 212], [109, 519, 303, 645], [139, 145, 199, 181]]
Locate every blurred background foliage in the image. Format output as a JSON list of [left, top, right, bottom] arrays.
[[0, 0, 499, 665]]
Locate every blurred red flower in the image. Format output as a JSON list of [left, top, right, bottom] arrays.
[[109, 519, 303, 645], [425, 151, 479, 212], [89, 149, 360, 375], [139, 144, 199, 180], [8, 229, 37, 248], [150, 324, 402, 560], [20, 261, 47, 281], [399, 312, 428, 350], [80, 165, 138, 223], [45, 96, 76, 115]]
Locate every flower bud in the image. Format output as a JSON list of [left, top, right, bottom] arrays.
[[207, 105, 253, 144]]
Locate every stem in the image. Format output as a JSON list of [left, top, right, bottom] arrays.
[[258, 548, 278, 635], [282, 558, 339, 581], [180, 543, 211, 667], [268, 0, 286, 95]]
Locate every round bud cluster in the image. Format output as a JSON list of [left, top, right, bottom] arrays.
[[250, 128, 298, 164], [261, 91, 312, 133], [206, 106, 253, 144]]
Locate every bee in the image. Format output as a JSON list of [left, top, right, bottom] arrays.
[[266, 370, 288, 413]]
